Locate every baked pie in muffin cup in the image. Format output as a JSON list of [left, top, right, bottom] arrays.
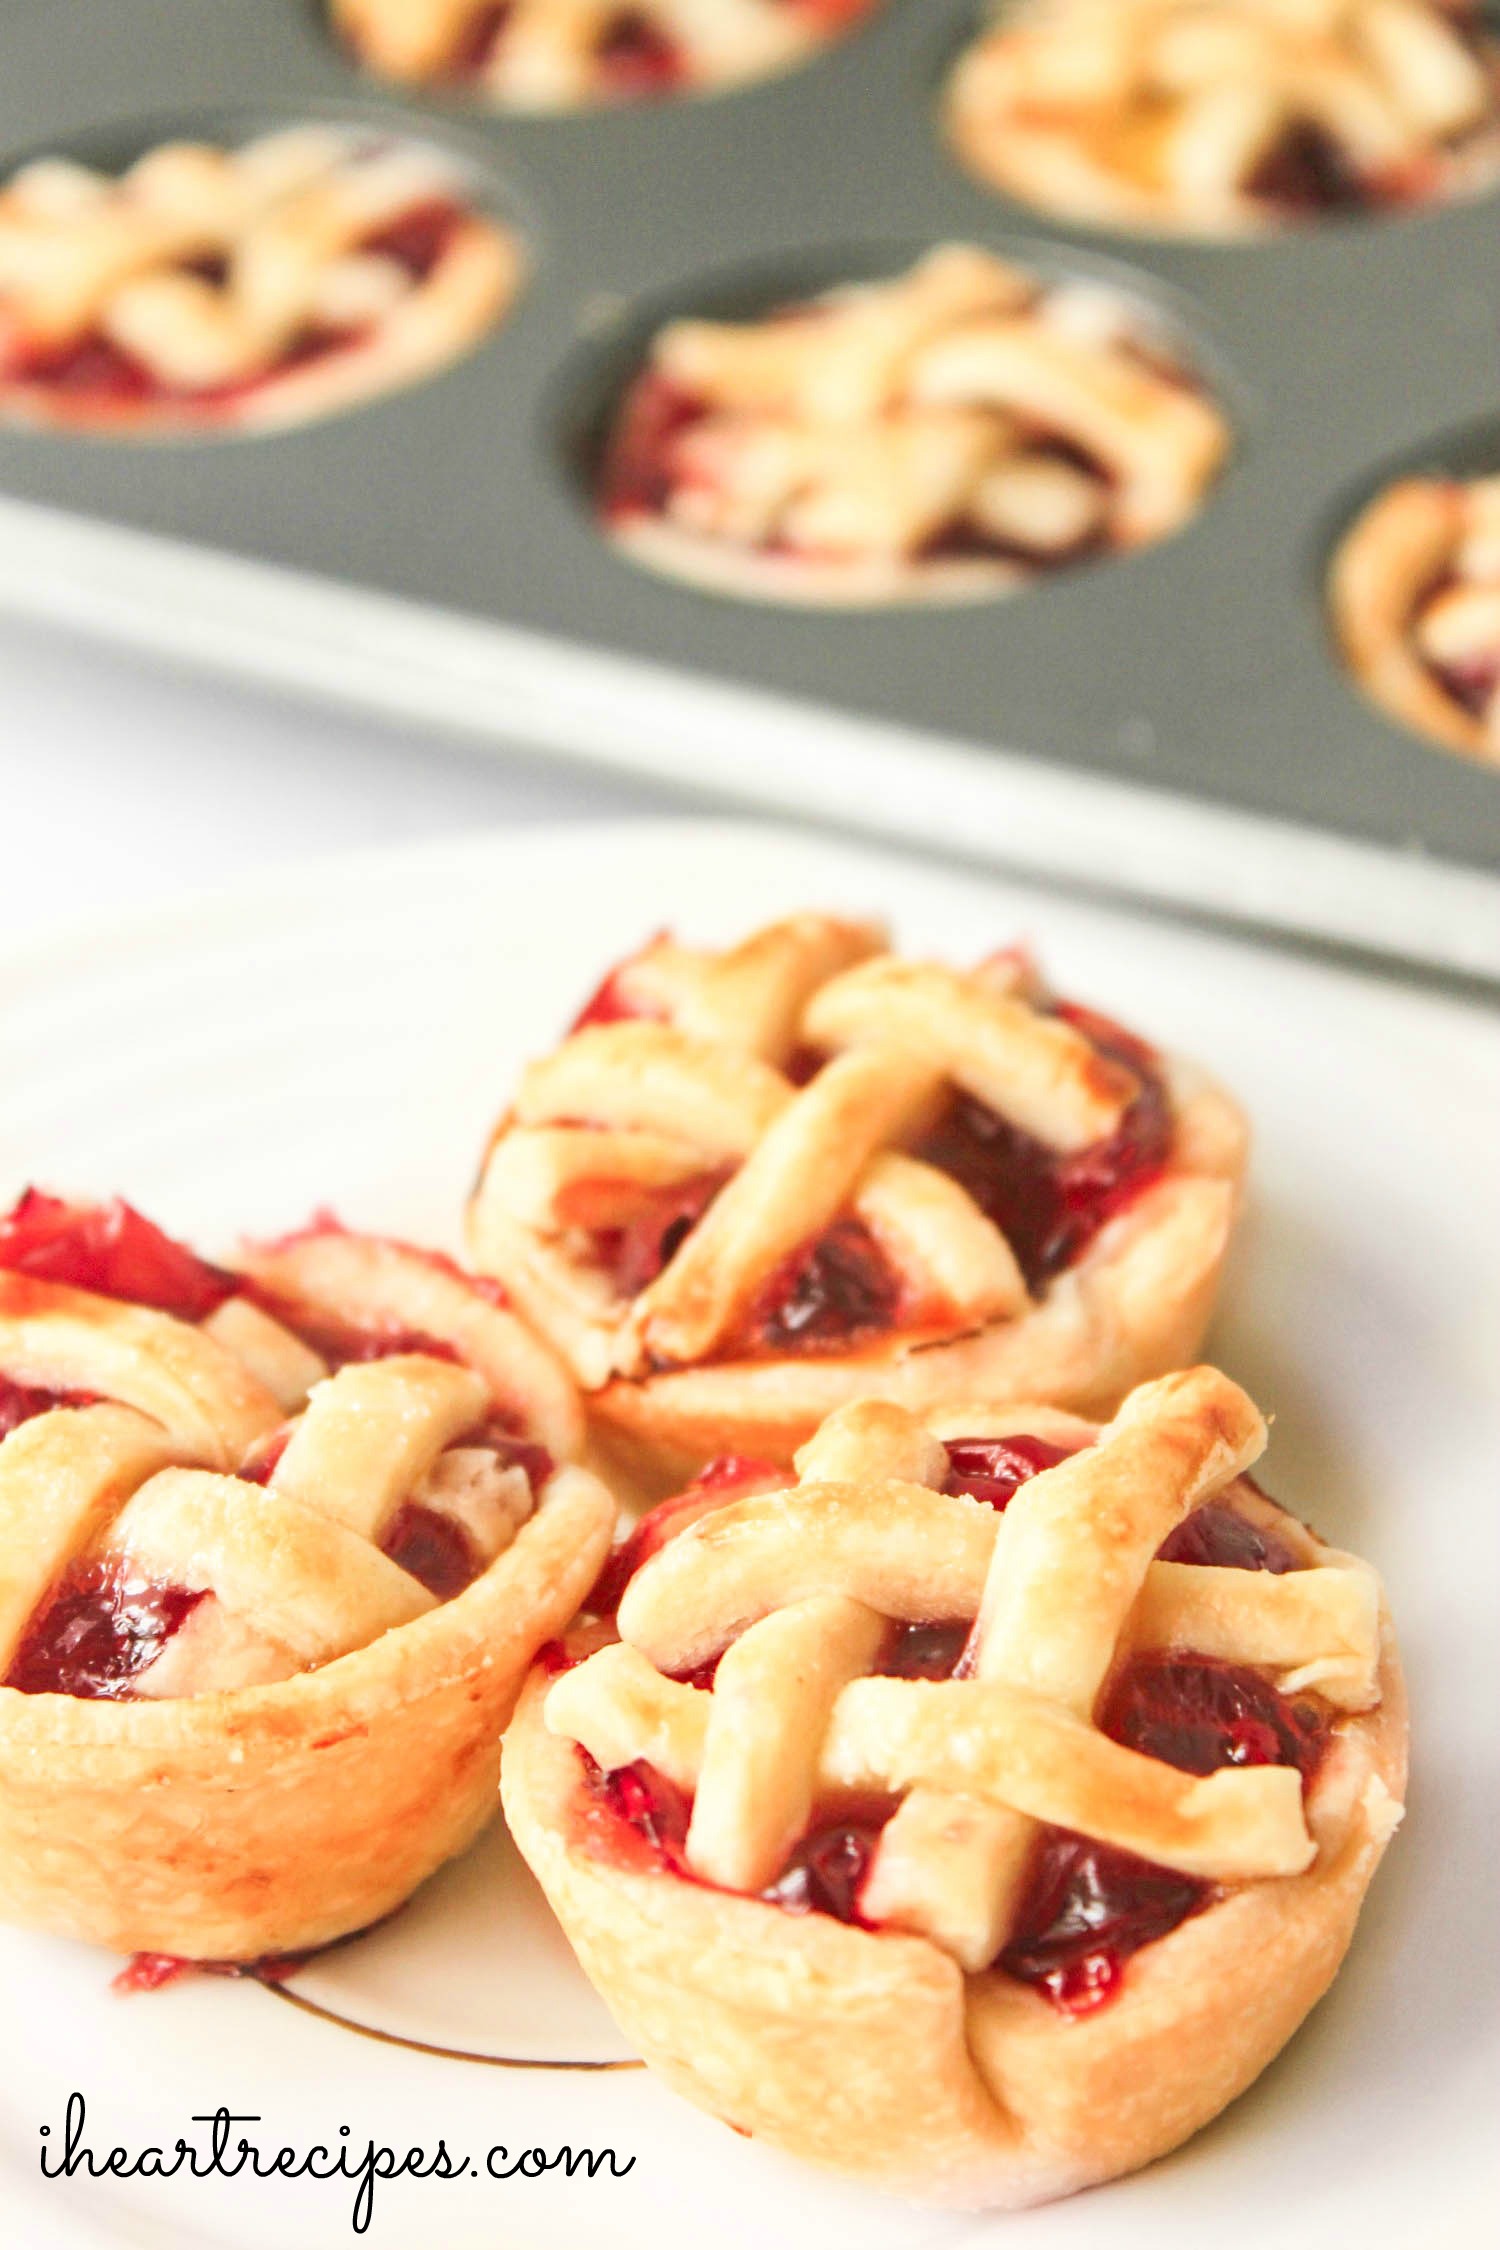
[[1330, 469, 1500, 762], [945, 0, 1500, 238], [467, 915, 1248, 1485], [593, 244, 1230, 604], [331, 0, 883, 110], [0, 1191, 613, 1960], [0, 123, 521, 435], [504, 1367, 1406, 2206]]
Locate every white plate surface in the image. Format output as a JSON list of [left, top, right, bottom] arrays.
[[0, 818, 1495, 2250]]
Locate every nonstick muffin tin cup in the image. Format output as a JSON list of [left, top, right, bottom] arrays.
[[1, 0, 1498, 982]]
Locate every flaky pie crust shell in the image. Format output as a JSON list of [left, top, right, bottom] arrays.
[[0, 1466, 613, 1960], [502, 1610, 1404, 2208], [583, 1063, 1247, 1490]]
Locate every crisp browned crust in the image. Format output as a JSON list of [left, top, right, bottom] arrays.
[[584, 1067, 1247, 1490], [0, 1465, 613, 1958], [502, 1601, 1404, 2207]]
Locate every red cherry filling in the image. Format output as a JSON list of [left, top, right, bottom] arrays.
[[113, 1948, 304, 1995], [379, 1502, 481, 1601], [998, 1838, 1209, 2014], [599, 369, 711, 520], [1156, 1497, 1299, 1574], [377, 1431, 552, 1598], [5, 1561, 205, 1699], [597, 12, 688, 95], [1000, 1655, 1330, 2013], [576, 1754, 695, 1876], [580, 1169, 731, 1300], [590, 1452, 781, 1615], [1427, 647, 1500, 720], [878, 1618, 972, 1680], [1246, 120, 1369, 214], [942, 1433, 1078, 1509], [760, 1805, 894, 1922], [0, 1373, 98, 1438], [444, 0, 511, 74], [1101, 1652, 1330, 1781], [569, 934, 668, 1030], [915, 1005, 1171, 1291], [0, 1189, 237, 1320], [358, 199, 466, 284], [742, 1215, 904, 1356]]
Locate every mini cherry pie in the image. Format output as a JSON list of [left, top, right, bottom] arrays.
[[945, 0, 1500, 237], [504, 1367, 1405, 2205], [595, 245, 1230, 603], [1329, 470, 1500, 762], [0, 1191, 613, 1959], [0, 125, 520, 434], [330, 0, 881, 111], [467, 915, 1247, 1484]]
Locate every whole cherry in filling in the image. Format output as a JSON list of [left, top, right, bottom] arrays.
[[6, 1563, 205, 1699], [742, 1216, 904, 1356], [915, 1004, 1172, 1291], [1000, 1654, 1330, 2014]]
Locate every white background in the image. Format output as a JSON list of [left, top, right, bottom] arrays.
[[0, 614, 690, 946]]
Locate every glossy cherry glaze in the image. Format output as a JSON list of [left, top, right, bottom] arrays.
[[943, 1433, 1078, 1509], [762, 1803, 895, 1922], [1001, 1653, 1330, 2013], [915, 1004, 1172, 1292], [743, 1216, 904, 1356], [0, 1189, 237, 1319], [1157, 1496, 1299, 1573], [5, 1563, 205, 1699]]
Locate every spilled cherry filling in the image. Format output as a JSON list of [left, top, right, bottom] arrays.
[[583, 1435, 1332, 2013]]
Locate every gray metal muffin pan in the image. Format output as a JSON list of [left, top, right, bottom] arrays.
[[1, 0, 1499, 980]]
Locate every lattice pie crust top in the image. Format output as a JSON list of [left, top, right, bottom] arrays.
[[332, 0, 882, 110], [468, 913, 1248, 1482], [0, 1194, 613, 1959], [505, 1365, 1406, 2207], [596, 245, 1229, 604], [0, 126, 520, 433], [946, 0, 1500, 238]]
